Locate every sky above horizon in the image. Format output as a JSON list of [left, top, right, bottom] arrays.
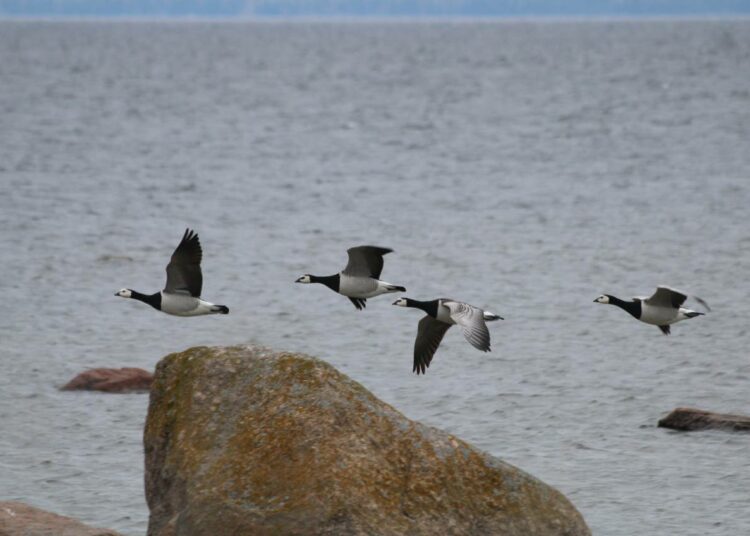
[[2, 0, 750, 18]]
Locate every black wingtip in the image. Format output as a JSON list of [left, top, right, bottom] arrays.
[[349, 297, 366, 310], [183, 228, 199, 241]]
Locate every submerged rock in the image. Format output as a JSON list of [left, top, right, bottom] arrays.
[[658, 407, 750, 432], [0, 501, 122, 536], [144, 345, 590, 536], [61, 367, 153, 393]]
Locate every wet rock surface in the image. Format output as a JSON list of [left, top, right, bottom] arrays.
[[144, 345, 590, 536]]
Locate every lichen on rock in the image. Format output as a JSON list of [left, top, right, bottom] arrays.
[[144, 345, 590, 536]]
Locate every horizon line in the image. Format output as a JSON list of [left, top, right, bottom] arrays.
[[2, 13, 750, 23]]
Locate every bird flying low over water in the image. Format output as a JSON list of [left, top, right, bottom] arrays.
[[393, 297, 503, 374], [115, 229, 229, 316], [295, 245, 406, 310], [594, 286, 709, 335]]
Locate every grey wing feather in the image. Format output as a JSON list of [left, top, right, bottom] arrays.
[[164, 228, 203, 297], [342, 245, 393, 279], [444, 301, 491, 352], [646, 286, 688, 309], [413, 316, 451, 375]]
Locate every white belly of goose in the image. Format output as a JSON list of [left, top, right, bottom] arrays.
[[435, 302, 455, 324], [339, 274, 400, 298], [639, 303, 681, 325], [160, 292, 219, 317]]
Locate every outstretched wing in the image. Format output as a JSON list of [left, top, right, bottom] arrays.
[[443, 301, 491, 352], [645, 286, 688, 309], [342, 246, 393, 279], [164, 229, 203, 297], [413, 316, 452, 375]]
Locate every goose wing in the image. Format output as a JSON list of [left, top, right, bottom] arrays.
[[443, 300, 491, 352], [646, 286, 710, 311], [342, 245, 393, 279], [413, 316, 452, 375], [164, 229, 203, 297]]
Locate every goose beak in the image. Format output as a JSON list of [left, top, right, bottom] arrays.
[[114, 292, 119, 296]]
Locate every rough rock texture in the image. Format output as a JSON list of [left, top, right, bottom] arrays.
[[0, 501, 122, 536], [61, 368, 153, 393], [144, 345, 590, 536], [659, 407, 750, 432]]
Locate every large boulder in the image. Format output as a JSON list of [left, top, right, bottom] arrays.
[[0, 501, 122, 536], [144, 345, 590, 536], [659, 407, 750, 432], [61, 367, 153, 393]]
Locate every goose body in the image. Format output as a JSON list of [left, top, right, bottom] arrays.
[[115, 229, 229, 317], [296, 246, 406, 310], [594, 286, 708, 335], [393, 297, 503, 374]]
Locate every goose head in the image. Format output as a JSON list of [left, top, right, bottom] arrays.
[[115, 288, 133, 298]]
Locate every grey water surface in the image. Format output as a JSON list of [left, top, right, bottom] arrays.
[[1, 20, 749, 536]]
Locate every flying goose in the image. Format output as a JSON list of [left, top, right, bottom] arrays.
[[295, 245, 406, 310], [393, 297, 503, 374], [115, 229, 229, 316], [594, 286, 709, 334]]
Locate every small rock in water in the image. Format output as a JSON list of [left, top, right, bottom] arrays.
[[658, 407, 750, 432], [0, 501, 122, 535], [61, 367, 153, 393]]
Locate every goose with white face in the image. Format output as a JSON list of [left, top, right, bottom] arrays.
[[392, 297, 503, 375], [114, 229, 229, 317], [295, 245, 406, 310], [593, 286, 709, 335]]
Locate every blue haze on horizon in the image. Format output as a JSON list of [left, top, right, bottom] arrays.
[[2, 0, 750, 18]]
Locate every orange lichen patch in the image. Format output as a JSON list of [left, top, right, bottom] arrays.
[[144, 345, 590, 536]]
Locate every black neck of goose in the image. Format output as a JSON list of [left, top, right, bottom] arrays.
[[405, 299, 439, 318], [131, 290, 162, 311], [609, 295, 641, 319], [311, 274, 340, 293]]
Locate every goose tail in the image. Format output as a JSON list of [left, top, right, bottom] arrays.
[[213, 305, 230, 314]]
